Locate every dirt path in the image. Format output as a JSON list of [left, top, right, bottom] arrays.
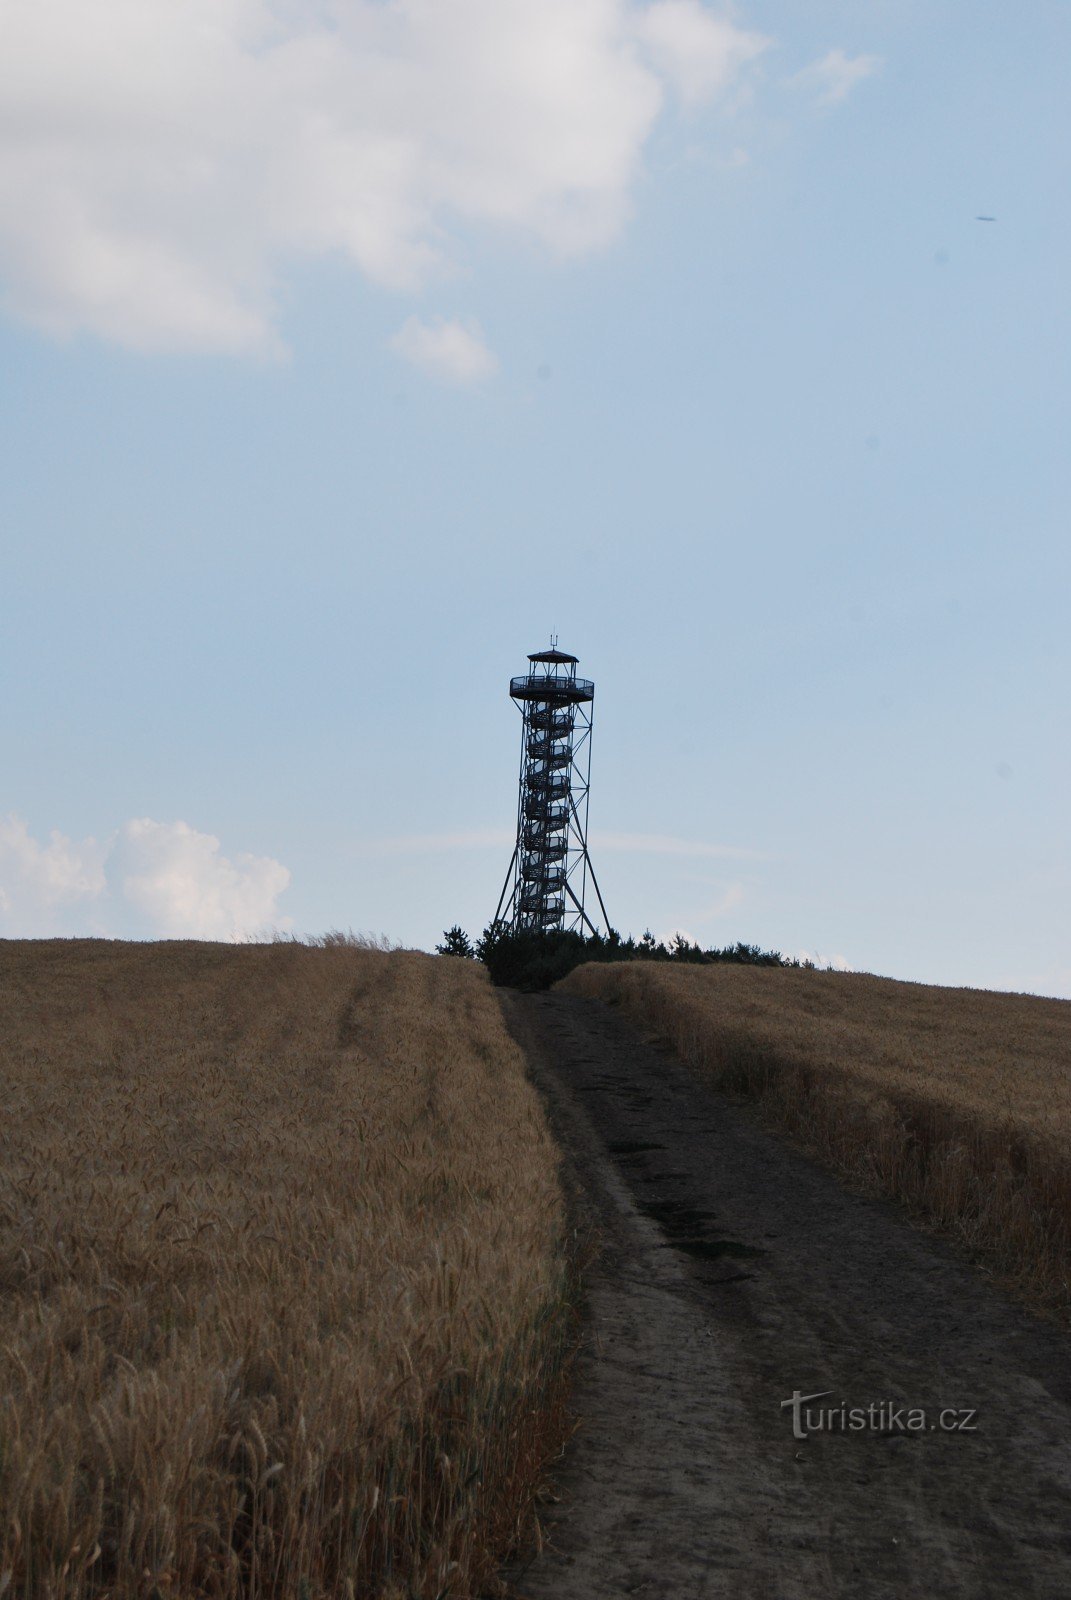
[[501, 990, 1071, 1600]]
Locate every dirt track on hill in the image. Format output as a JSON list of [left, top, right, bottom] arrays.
[[500, 990, 1071, 1600]]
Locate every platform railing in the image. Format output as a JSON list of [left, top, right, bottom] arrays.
[[510, 674, 594, 703]]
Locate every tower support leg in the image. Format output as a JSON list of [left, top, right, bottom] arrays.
[[493, 845, 518, 925], [563, 879, 599, 937]]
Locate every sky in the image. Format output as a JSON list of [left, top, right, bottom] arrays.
[[1, 0, 1068, 997]]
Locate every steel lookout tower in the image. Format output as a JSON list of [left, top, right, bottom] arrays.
[[494, 641, 609, 935]]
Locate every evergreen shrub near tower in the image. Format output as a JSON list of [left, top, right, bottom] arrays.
[[440, 923, 809, 991]]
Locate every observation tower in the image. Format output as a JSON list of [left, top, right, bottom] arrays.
[[494, 641, 609, 936]]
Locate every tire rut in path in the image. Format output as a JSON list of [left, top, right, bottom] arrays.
[[501, 990, 1071, 1600]]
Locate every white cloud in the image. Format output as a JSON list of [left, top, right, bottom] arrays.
[[391, 315, 498, 384], [793, 48, 880, 106], [634, 1, 768, 107], [111, 819, 291, 940], [796, 949, 854, 972], [0, 0, 768, 353], [0, 814, 290, 939], [0, 815, 107, 932]]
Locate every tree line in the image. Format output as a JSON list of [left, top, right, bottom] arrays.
[[436, 922, 811, 991]]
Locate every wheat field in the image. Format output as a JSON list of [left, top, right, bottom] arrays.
[[0, 940, 571, 1600], [561, 961, 1071, 1311]]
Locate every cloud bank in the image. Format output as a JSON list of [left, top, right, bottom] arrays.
[[0, 0, 768, 353], [0, 814, 291, 939], [0, 816, 107, 922]]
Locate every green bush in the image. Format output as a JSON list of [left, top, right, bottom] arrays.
[[436, 925, 476, 958], [438, 922, 809, 991]]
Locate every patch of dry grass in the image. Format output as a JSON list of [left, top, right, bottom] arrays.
[[0, 940, 571, 1599], [561, 962, 1071, 1312]]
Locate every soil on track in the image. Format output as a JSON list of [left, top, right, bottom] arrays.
[[501, 990, 1071, 1600]]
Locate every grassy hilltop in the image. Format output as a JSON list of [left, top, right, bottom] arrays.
[[5, 936, 1070, 1596], [0, 940, 571, 1600], [562, 961, 1071, 1312]]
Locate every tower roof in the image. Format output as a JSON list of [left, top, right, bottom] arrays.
[[528, 648, 578, 664]]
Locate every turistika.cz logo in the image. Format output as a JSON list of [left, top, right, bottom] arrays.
[[781, 1389, 978, 1441]]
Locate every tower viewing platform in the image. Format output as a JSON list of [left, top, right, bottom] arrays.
[[510, 648, 594, 705]]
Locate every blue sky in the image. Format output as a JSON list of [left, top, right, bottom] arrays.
[[1, 0, 1068, 996]]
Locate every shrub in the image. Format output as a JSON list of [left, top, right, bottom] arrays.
[[438, 922, 805, 991]]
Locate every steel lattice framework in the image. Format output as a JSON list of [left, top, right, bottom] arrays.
[[494, 642, 610, 935]]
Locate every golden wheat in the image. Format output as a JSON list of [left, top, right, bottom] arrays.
[[561, 961, 1071, 1311], [0, 940, 571, 1599]]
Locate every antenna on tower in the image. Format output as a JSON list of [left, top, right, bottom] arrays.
[[494, 643, 610, 936]]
